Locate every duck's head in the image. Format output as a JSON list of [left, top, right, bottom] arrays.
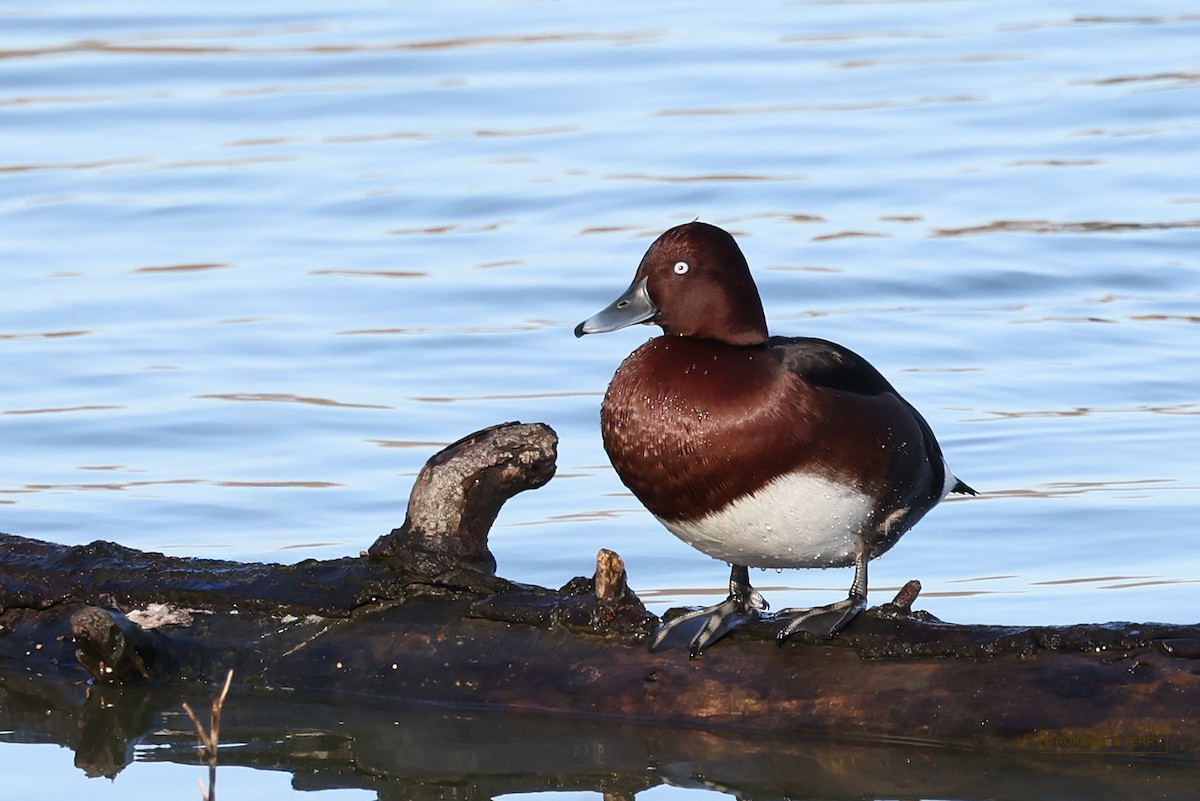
[[575, 221, 769, 346]]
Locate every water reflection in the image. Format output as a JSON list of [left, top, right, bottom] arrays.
[[604, 172, 807, 183], [835, 53, 1026, 69], [1097, 577, 1200, 590], [408, 391, 597, 404], [2, 674, 1197, 800], [1030, 575, 1154, 586], [196, 392, 393, 409], [337, 324, 547, 335], [308, 268, 430, 278], [0, 31, 657, 60], [368, 439, 452, 449], [1089, 70, 1200, 87], [1006, 159, 1103, 167], [0, 157, 143, 171], [3, 404, 123, 415], [965, 406, 1199, 421], [130, 262, 231, 274], [158, 155, 295, 170], [387, 220, 516, 234], [933, 218, 1200, 236], [0, 329, 91, 341], [969, 479, 1188, 500], [1129, 313, 1200, 324], [1000, 13, 1200, 32], [655, 94, 984, 116], [811, 230, 890, 242], [11, 477, 341, 493]]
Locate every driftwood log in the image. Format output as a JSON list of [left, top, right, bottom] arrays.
[[3, 421, 1200, 763]]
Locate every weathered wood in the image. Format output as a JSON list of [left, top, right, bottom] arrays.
[[367, 421, 558, 575], [2, 421, 1200, 760]]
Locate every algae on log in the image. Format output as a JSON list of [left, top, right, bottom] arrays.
[[2, 420, 1200, 758]]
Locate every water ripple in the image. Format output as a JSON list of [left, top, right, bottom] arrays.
[[933, 218, 1200, 236], [195, 393, 392, 409]]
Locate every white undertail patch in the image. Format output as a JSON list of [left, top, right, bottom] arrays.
[[939, 458, 959, 501]]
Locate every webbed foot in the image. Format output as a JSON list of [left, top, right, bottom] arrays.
[[775, 593, 866, 642], [650, 565, 766, 657]]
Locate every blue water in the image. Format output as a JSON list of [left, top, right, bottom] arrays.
[[3, 1, 1200, 797]]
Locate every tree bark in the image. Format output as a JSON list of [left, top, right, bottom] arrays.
[[2, 421, 1199, 759]]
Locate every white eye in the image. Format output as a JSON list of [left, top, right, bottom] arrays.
[[673, 261, 690, 275]]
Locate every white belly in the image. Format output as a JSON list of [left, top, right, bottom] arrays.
[[657, 472, 875, 569]]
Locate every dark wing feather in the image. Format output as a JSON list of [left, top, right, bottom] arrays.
[[769, 336, 976, 497], [767, 336, 899, 396]]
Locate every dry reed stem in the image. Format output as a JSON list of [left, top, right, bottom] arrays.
[[181, 670, 234, 801]]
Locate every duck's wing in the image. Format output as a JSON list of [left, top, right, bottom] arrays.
[[767, 336, 899, 396], [768, 336, 976, 496]]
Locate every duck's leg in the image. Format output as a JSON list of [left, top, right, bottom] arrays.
[[650, 564, 768, 657], [775, 548, 868, 642]]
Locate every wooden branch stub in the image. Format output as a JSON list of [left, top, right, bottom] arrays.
[[467, 548, 655, 639], [892, 579, 922, 611], [594, 549, 627, 601], [367, 421, 558, 576]]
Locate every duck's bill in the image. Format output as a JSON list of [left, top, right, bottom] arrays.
[[574, 277, 658, 337]]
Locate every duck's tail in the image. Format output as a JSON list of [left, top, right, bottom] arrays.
[[951, 478, 978, 496]]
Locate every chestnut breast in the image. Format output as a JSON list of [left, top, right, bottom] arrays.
[[600, 335, 933, 532]]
